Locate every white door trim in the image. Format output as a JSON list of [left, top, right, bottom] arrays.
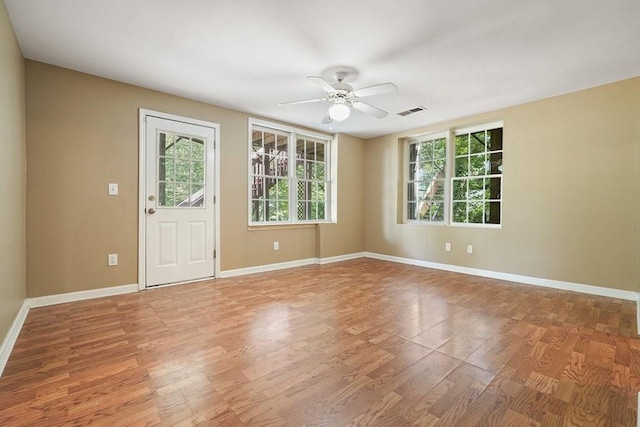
[[138, 109, 221, 290]]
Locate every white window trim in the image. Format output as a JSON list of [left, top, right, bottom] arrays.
[[403, 121, 503, 228], [404, 130, 450, 225], [248, 118, 333, 226]]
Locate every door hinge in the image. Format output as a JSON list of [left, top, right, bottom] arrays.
[[214, 250, 216, 259], [213, 196, 216, 204]]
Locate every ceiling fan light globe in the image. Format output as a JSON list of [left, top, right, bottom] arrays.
[[329, 103, 350, 121]]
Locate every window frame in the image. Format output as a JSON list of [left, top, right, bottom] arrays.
[[404, 131, 450, 225], [248, 118, 333, 226], [403, 121, 503, 228]]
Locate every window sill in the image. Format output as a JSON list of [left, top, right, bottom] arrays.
[[248, 223, 319, 231]]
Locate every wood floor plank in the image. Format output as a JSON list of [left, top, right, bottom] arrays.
[[0, 258, 637, 425]]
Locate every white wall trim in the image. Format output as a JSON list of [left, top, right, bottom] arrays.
[[317, 252, 366, 265], [364, 252, 639, 302], [219, 258, 318, 278], [637, 294, 640, 336], [0, 300, 30, 377], [26, 284, 139, 308], [219, 252, 367, 278]]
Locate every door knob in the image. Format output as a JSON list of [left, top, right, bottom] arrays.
[[148, 208, 156, 215]]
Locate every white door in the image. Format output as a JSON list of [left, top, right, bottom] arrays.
[[145, 116, 216, 287]]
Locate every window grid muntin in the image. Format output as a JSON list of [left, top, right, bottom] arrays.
[[296, 138, 328, 221], [250, 128, 290, 222], [407, 136, 447, 223], [249, 122, 331, 225], [452, 126, 503, 225], [157, 131, 206, 208]]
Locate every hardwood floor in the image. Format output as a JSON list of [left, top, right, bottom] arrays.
[[0, 258, 638, 426]]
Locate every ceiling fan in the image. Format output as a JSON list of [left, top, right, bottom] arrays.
[[278, 70, 397, 124]]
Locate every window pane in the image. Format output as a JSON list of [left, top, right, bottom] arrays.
[[175, 183, 189, 206], [190, 183, 204, 207], [486, 178, 501, 200], [433, 138, 447, 159], [191, 161, 204, 184], [278, 201, 289, 220], [468, 178, 484, 200], [297, 181, 307, 200], [430, 202, 444, 222], [175, 137, 191, 158], [489, 152, 503, 174], [470, 131, 485, 154], [452, 179, 466, 200], [274, 154, 288, 177], [296, 158, 304, 179], [159, 132, 174, 156], [191, 139, 205, 160], [407, 202, 417, 220], [297, 201, 306, 220], [486, 202, 501, 224], [315, 143, 325, 162], [158, 182, 174, 207], [453, 202, 467, 222], [317, 202, 325, 220], [159, 157, 174, 181], [305, 140, 316, 161], [313, 183, 325, 202], [175, 159, 190, 182], [267, 200, 277, 221], [276, 179, 288, 199], [251, 199, 264, 222], [433, 179, 445, 199], [469, 154, 485, 176], [434, 159, 446, 176], [468, 202, 484, 223], [455, 134, 468, 155], [455, 157, 468, 177], [488, 128, 503, 151], [409, 144, 418, 163], [276, 134, 288, 154]]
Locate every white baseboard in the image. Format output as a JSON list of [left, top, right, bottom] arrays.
[[0, 300, 30, 377], [27, 283, 139, 308], [364, 252, 639, 302], [1, 283, 139, 378], [219, 252, 367, 278], [219, 258, 318, 278], [317, 252, 366, 265]]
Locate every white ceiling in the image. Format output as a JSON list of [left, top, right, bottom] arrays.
[[5, 0, 640, 139]]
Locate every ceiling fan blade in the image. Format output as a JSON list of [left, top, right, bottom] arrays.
[[321, 109, 332, 124], [278, 97, 327, 106], [352, 82, 397, 98], [307, 76, 336, 93], [352, 101, 388, 119]]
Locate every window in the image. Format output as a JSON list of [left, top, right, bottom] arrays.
[[249, 120, 331, 225], [407, 133, 447, 222], [404, 122, 503, 227], [452, 125, 503, 225]]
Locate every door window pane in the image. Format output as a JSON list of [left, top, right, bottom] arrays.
[[157, 131, 207, 208]]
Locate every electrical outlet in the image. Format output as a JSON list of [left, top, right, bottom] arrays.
[[108, 183, 118, 195], [445, 242, 451, 252], [273, 241, 279, 251], [108, 253, 118, 266], [467, 245, 473, 254]]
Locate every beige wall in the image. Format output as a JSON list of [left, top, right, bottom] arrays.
[[25, 61, 364, 297], [0, 3, 26, 341], [317, 134, 365, 258], [365, 77, 640, 292]]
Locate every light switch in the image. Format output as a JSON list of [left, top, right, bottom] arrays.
[[108, 183, 119, 196]]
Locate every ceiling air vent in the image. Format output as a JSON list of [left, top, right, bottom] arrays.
[[397, 106, 427, 117]]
